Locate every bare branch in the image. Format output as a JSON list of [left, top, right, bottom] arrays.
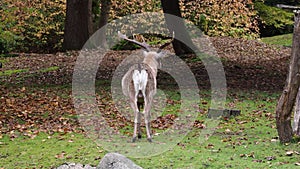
[[118, 31, 150, 51], [277, 4, 300, 11], [157, 31, 175, 53]]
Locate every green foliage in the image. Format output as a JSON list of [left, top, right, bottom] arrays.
[[0, 0, 66, 53], [0, 29, 19, 54], [92, 0, 101, 23], [254, 1, 294, 37], [0, 3, 21, 54], [180, 0, 260, 39]]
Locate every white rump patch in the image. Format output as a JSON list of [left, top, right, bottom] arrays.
[[132, 69, 148, 97]]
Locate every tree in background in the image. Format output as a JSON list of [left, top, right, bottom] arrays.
[[276, 7, 300, 143], [63, 0, 93, 50], [294, 90, 300, 136], [161, 0, 195, 55], [98, 0, 112, 47], [1, 0, 261, 53]]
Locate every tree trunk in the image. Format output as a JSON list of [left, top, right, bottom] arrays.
[[161, 0, 195, 56], [99, 0, 111, 29], [63, 0, 92, 50], [294, 87, 300, 136], [98, 0, 111, 47], [276, 11, 300, 143]]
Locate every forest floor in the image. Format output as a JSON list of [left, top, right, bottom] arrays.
[[0, 36, 292, 139], [0, 36, 299, 168]]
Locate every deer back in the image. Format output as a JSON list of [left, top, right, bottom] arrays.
[[122, 63, 156, 98]]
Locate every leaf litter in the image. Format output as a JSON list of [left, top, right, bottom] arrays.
[[0, 37, 292, 139]]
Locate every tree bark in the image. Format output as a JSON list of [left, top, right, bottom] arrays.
[[161, 0, 195, 56], [276, 11, 300, 143], [63, 0, 92, 50], [99, 0, 111, 29], [294, 87, 300, 136], [98, 0, 111, 47]]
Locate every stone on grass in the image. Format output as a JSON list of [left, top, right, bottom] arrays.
[[97, 153, 143, 169], [56, 163, 96, 169]]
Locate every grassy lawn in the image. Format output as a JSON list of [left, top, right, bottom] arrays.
[[261, 34, 293, 47], [1, 86, 299, 168]]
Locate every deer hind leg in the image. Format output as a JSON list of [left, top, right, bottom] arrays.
[[130, 98, 140, 142], [144, 97, 153, 142], [137, 101, 143, 139]]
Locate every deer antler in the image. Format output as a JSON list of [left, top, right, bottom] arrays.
[[157, 31, 175, 53], [118, 31, 150, 52]]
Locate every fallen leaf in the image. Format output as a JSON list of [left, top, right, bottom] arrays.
[[55, 152, 66, 159], [286, 151, 293, 156]]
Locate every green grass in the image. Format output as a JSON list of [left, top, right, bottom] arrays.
[[0, 69, 29, 76], [0, 66, 60, 82], [39, 66, 60, 73], [0, 89, 299, 168], [0, 58, 9, 64], [0, 133, 105, 168], [132, 90, 299, 168], [261, 34, 293, 47]]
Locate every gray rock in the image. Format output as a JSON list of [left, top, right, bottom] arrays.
[[56, 164, 69, 169], [56, 163, 96, 169], [83, 164, 95, 169], [97, 153, 143, 169]]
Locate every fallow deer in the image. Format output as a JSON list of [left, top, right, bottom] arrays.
[[118, 31, 173, 142]]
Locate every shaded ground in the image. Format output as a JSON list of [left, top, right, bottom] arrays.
[[1, 37, 290, 91], [0, 37, 291, 136]]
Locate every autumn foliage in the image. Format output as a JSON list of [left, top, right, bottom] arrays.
[[179, 0, 259, 38], [0, 0, 271, 53], [0, 0, 66, 53], [108, 0, 259, 38]]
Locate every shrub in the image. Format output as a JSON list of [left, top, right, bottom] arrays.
[[254, 1, 294, 37], [0, 3, 20, 54], [0, 0, 66, 53], [179, 0, 260, 39], [0, 30, 18, 54]]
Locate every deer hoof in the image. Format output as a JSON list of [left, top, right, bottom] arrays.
[[132, 137, 137, 143], [147, 138, 152, 142]]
